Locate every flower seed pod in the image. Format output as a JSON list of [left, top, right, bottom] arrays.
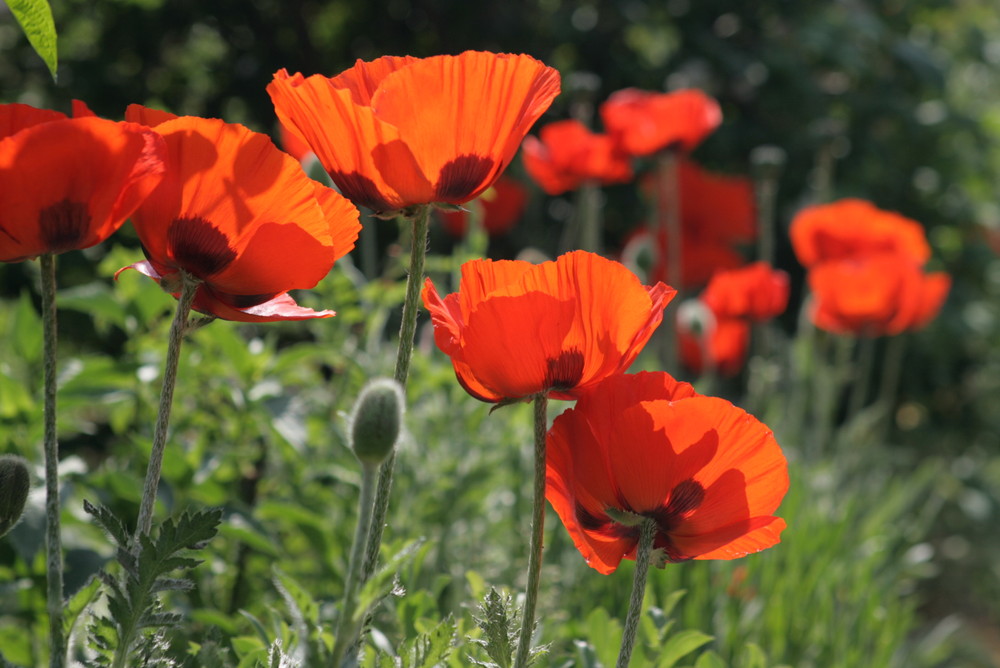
[[349, 379, 405, 467], [0, 455, 30, 538]]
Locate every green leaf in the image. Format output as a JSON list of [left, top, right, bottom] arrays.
[[655, 630, 714, 668], [394, 616, 455, 667], [63, 575, 102, 638], [5, 0, 58, 80], [10, 291, 41, 366], [693, 650, 727, 668]]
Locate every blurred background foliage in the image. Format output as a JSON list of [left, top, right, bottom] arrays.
[[2, 0, 1000, 665]]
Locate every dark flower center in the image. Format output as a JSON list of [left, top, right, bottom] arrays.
[[435, 154, 494, 202], [167, 216, 237, 277], [576, 478, 707, 563], [39, 199, 90, 253], [544, 348, 585, 391], [328, 170, 393, 213]]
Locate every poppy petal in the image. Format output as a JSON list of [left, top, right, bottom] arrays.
[[371, 51, 561, 203]]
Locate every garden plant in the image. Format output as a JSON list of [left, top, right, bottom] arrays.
[[1, 1, 1000, 667]]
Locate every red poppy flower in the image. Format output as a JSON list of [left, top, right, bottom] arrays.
[[645, 158, 757, 245], [546, 371, 788, 574], [0, 104, 166, 262], [521, 119, 633, 195], [808, 253, 950, 336], [268, 51, 561, 214], [600, 88, 722, 157], [120, 109, 361, 322], [701, 262, 790, 322], [421, 250, 675, 402], [677, 301, 750, 377], [790, 199, 931, 269], [438, 177, 527, 238]]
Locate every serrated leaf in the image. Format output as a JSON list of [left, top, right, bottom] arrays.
[[397, 616, 455, 667], [355, 539, 423, 623], [83, 500, 131, 549], [656, 630, 714, 668], [63, 575, 102, 637], [5, 0, 58, 80]]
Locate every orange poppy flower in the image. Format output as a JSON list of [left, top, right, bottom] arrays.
[[546, 371, 788, 574], [521, 119, 633, 195], [268, 51, 561, 214], [421, 250, 675, 402], [0, 104, 166, 262], [121, 108, 361, 322], [600, 88, 722, 157], [677, 301, 750, 377], [790, 199, 931, 269], [438, 177, 527, 238], [701, 262, 790, 322], [808, 253, 950, 337]]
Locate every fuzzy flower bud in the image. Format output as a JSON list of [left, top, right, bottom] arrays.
[[349, 379, 405, 467], [0, 455, 30, 538]]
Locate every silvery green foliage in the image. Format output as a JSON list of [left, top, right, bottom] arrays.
[[468, 588, 546, 668], [375, 616, 455, 668], [83, 501, 222, 666]]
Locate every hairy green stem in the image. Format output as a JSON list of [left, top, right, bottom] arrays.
[[577, 181, 602, 255], [331, 462, 378, 667], [134, 275, 199, 540], [847, 335, 877, 421], [40, 254, 66, 668], [657, 150, 682, 377], [876, 334, 907, 442], [616, 518, 657, 668], [361, 203, 430, 583], [514, 394, 548, 668]]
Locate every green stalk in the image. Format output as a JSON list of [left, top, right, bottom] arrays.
[[134, 275, 199, 539], [875, 334, 907, 443], [40, 254, 66, 668], [577, 181, 602, 255], [514, 394, 548, 668], [846, 335, 877, 422], [657, 150, 682, 377], [330, 462, 378, 667], [360, 203, 430, 583], [616, 518, 657, 668]]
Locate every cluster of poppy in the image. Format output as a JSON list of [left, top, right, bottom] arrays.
[[790, 199, 950, 337], [423, 251, 788, 572], [0, 100, 362, 322], [2, 50, 788, 573], [678, 262, 790, 376]]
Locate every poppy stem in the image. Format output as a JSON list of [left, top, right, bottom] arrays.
[[616, 517, 657, 668], [360, 203, 430, 582], [134, 275, 199, 540], [875, 334, 907, 442], [846, 334, 877, 422], [514, 393, 549, 668], [40, 254, 66, 668], [657, 150, 682, 377], [330, 462, 378, 667]]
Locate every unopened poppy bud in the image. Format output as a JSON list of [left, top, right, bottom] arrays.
[[350, 379, 405, 467], [0, 455, 30, 538]]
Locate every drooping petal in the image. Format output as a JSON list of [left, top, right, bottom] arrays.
[[131, 114, 357, 295], [0, 103, 66, 140], [545, 372, 788, 573]]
